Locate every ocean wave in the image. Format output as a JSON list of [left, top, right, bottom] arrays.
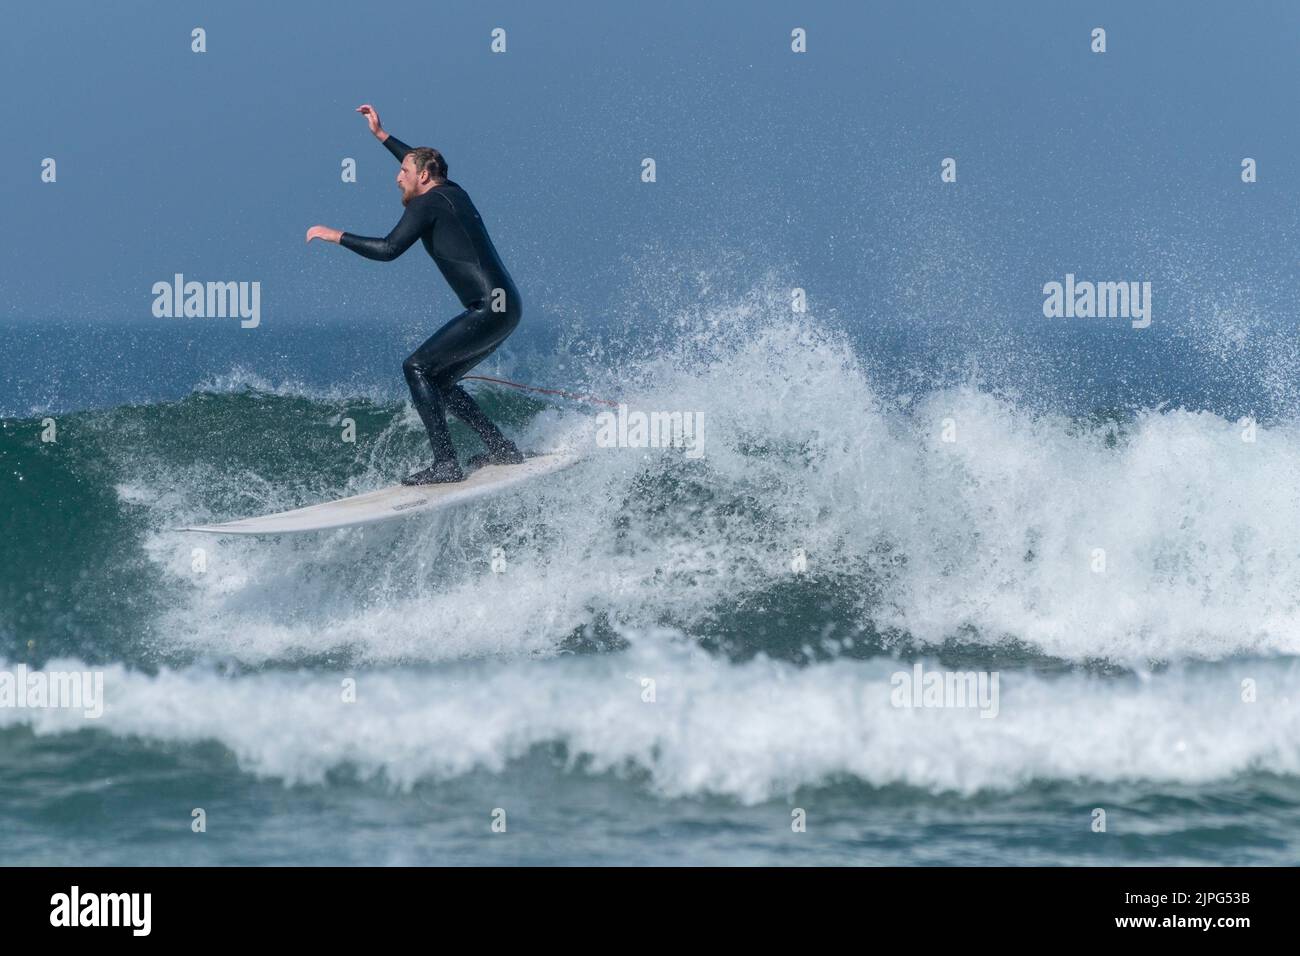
[[6, 289, 1300, 666], [2, 642, 1295, 802]]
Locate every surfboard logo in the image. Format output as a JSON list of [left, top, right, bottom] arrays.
[[389, 497, 429, 512]]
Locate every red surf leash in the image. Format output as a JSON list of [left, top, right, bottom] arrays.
[[462, 374, 621, 408]]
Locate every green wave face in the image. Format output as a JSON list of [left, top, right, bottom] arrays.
[[0, 386, 542, 668]]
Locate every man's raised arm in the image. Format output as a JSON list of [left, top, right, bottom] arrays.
[[357, 104, 412, 163], [380, 132, 412, 163]]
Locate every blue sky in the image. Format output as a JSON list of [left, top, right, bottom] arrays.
[[3, 0, 1297, 336]]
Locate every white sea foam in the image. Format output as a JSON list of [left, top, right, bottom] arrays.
[[106, 282, 1300, 666], [2, 643, 1295, 802]]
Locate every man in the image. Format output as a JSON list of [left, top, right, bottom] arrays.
[[307, 104, 525, 484]]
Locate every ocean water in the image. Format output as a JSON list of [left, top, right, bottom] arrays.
[[3, 287, 1299, 866]]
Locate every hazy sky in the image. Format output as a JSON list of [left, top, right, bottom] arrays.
[[4, 0, 1298, 334]]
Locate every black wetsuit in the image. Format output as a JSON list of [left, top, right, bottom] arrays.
[[339, 134, 522, 476]]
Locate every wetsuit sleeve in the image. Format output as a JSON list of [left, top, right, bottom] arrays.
[[382, 133, 413, 163], [339, 205, 427, 262]]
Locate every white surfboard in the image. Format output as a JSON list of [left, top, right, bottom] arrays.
[[182, 453, 577, 535]]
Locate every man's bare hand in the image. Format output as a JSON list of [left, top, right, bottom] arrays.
[[356, 104, 387, 140], [306, 225, 343, 244]]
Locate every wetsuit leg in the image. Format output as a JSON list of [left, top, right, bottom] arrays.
[[402, 301, 519, 463], [443, 383, 517, 454]]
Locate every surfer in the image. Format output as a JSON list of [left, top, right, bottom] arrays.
[[306, 105, 525, 484]]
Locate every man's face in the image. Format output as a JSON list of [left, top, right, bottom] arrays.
[[397, 156, 427, 205]]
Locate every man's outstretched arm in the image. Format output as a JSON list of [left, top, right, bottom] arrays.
[[329, 206, 426, 262], [304, 211, 423, 260]]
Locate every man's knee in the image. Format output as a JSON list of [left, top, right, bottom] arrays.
[[434, 375, 463, 401], [403, 353, 430, 380], [488, 287, 523, 323]]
